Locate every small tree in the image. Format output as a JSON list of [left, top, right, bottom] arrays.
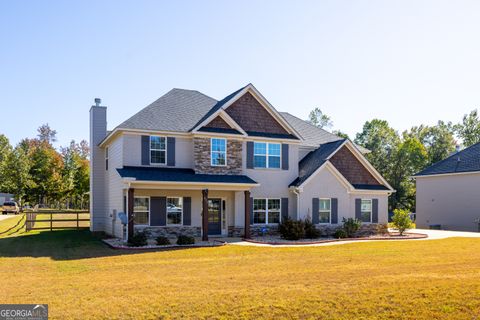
[[391, 209, 413, 235]]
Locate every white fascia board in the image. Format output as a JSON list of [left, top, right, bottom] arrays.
[[413, 171, 480, 179]]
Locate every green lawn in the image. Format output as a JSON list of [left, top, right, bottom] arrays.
[[0, 218, 480, 319]]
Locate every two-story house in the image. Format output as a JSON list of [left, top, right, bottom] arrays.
[[89, 84, 393, 241]]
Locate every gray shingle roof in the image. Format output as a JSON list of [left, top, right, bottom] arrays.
[[117, 88, 217, 132], [280, 112, 343, 146], [289, 139, 346, 187], [414, 142, 480, 176], [280, 112, 369, 153], [117, 166, 257, 184]]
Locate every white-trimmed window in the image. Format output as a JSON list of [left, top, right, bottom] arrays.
[[253, 142, 281, 169], [150, 136, 166, 164], [361, 199, 372, 223], [253, 198, 281, 224], [105, 147, 109, 171], [134, 197, 149, 225], [319, 198, 331, 223], [167, 197, 183, 225], [211, 138, 227, 166]]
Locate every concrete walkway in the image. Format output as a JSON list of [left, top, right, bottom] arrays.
[[228, 229, 480, 248]]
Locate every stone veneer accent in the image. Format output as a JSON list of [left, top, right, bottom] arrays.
[[229, 223, 388, 238], [330, 146, 381, 185], [225, 92, 289, 135], [194, 137, 242, 174], [136, 226, 201, 238]]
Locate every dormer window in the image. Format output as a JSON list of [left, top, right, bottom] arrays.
[[254, 142, 281, 169], [150, 136, 166, 165], [211, 138, 227, 166]]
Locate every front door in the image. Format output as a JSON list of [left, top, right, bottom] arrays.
[[208, 198, 222, 235]]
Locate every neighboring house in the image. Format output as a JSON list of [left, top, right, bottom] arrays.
[[89, 84, 394, 240], [0, 193, 14, 206], [414, 142, 480, 232]]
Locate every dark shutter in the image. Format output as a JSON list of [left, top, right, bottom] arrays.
[[183, 197, 191, 225], [250, 197, 254, 224], [372, 199, 379, 223], [167, 137, 175, 166], [281, 198, 289, 220], [246, 141, 254, 169], [281, 144, 289, 170], [123, 196, 126, 213], [331, 198, 338, 224], [141, 135, 150, 165], [150, 197, 166, 226], [355, 198, 362, 220], [312, 198, 319, 224]]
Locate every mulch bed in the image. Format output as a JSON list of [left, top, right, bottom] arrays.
[[245, 232, 428, 245], [102, 238, 227, 250]]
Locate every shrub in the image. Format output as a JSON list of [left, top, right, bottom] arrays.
[[342, 217, 361, 238], [176, 235, 195, 245], [333, 229, 347, 239], [391, 209, 413, 235], [304, 218, 321, 239], [278, 217, 305, 240], [128, 231, 148, 247], [156, 236, 171, 246]]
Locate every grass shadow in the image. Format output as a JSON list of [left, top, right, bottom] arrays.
[[0, 229, 161, 261]]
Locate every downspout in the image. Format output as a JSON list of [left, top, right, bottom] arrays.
[[292, 187, 302, 220]]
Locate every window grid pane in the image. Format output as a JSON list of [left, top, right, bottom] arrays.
[[134, 197, 149, 225], [167, 197, 183, 225], [253, 198, 281, 225]]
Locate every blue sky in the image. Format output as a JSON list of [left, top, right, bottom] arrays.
[[1, 0, 480, 147]]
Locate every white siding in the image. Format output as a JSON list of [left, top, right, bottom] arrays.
[[416, 173, 480, 231], [122, 134, 194, 168], [106, 136, 125, 237]]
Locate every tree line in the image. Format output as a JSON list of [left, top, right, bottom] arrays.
[[0, 124, 89, 209], [309, 108, 480, 212]]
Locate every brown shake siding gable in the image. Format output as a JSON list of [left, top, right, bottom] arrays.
[[225, 92, 289, 135], [329, 146, 381, 185], [204, 116, 233, 129]]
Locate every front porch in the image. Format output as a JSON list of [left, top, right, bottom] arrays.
[[124, 184, 254, 242]]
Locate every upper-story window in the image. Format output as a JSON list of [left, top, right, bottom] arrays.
[[150, 136, 166, 164], [211, 138, 227, 166], [254, 142, 281, 168]]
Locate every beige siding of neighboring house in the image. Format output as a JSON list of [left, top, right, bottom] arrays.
[[416, 172, 480, 232], [298, 166, 388, 224]]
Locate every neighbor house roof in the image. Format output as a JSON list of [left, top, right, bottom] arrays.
[[414, 142, 480, 177], [117, 166, 258, 185], [289, 139, 346, 187]]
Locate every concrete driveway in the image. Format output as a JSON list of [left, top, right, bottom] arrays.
[[0, 214, 17, 222], [407, 228, 480, 240]]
